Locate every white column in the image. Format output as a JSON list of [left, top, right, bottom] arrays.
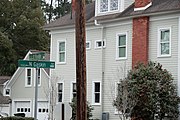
[[178, 16, 180, 96]]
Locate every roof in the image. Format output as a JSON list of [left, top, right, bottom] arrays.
[[43, 1, 95, 30], [0, 76, 10, 85], [44, 0, 180, 30], [0, 93, 11, 104]]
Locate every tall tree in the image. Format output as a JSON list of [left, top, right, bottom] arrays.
[[0, 0, 50, 75]]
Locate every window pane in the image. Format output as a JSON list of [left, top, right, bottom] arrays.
[[27, 69, 31, 76], [110, 0, 118, 10], [59, 42, 65, 51], [58, 93, 62, 102], [161, 30, 169, 42], [59, 53, 65, 62], [119, 35, 126, 46], [161, 43, 169, 55], [119, 47, 126, 57], [86, 42, 90, 48], [95, 93, 100, 103], [95, 83, 100, 92], [58, 83, 63, 92], [73, 83, 77, 92], [28, 77, 31, 85], [73, 93, 77, 98], [100, 0, 108, 12]]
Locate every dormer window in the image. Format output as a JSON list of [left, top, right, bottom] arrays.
[[97, 0, 122, 15]]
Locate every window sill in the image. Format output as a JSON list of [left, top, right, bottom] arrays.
[[92, 103, 101, 106], [116, 57, 127, 61], [157, 54, 171, 58], [56, 62, 66, 65]]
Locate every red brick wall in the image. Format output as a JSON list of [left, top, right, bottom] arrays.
[[135, 0, 151, 8], [132, 16, 149, 68]]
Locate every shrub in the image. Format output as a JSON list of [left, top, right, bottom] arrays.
[[69, 97, 94, 120], [114, 62, 180, 120]]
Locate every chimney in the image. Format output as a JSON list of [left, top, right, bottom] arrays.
[[134, 0, 152, 11]]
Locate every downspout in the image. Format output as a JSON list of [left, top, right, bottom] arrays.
[[178, 16, 180, 96], [94, 19, 104, 115]]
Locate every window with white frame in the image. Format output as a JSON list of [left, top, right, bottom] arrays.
[[58, 83, 63, 102], [158, 28, 171, 57], [70, 82, 77, 101], [5, 89, 10, 96], [100, 0, 120, 13], [92, 82, 101, 105], [95, 40, 105, 49], [86, 41, 91, 50], [26, 68, 32, 86], [116, 33, 127, 59], [58, 41, 66, 63]]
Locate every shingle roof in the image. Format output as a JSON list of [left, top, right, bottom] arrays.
[[0, 93, 11, 104], [44, 0, 180, 29], [0, 76, 10, 85], [43, 1, 95, 30]]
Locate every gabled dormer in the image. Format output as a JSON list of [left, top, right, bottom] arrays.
[[95, 0, 134, 16]]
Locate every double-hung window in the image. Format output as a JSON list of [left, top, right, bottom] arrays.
[[116, 33, 127, 60], [100, 0, 120, 13], [92, 82, 101, 105], [58, 41, 66, 63], [158, 28, 171, 57], [70, 82, 77, 101], [58, 83, 63, 102], [26, 68, 32, 87], [72, 83, 77, 98]]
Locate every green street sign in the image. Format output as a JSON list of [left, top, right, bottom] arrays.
[[18, 60, 55, 69], [29, 52, 45, 61]]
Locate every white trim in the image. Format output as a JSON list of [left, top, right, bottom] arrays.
[[116, 32, 128, 60], [97, 0, 123, 16], [70, 81, 76, 102], [178, 17, 180, 96], [25, 68, 33, 87], [57, 82, 64, 103], [92, 81, 101, 106], [94, 40, 106, 49], [134, 2, 152, 11], [157, 27, 172, 58], [57, 40, 66, 64], [12, 99, 32, 117], [86, 41, 91, 50]]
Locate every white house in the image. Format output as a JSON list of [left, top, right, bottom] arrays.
[[0, 76, 11, 117], [5, 50, 50, 120], [44, 0, 180, 119]]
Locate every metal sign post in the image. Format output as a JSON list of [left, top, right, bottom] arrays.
[[34, 67, 39, 120], [18, 54, 55, 120]]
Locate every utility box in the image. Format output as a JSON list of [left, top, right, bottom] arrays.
[[102, 112, 109, 120]]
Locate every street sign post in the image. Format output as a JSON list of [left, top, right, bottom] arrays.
[[18, 58, 55, 120], [18, 60, 55, 68]]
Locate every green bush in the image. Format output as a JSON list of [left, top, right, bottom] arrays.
[[0, 116, 34, 120], [114, 62, 180, 120], [69, 97, 94, 120]]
